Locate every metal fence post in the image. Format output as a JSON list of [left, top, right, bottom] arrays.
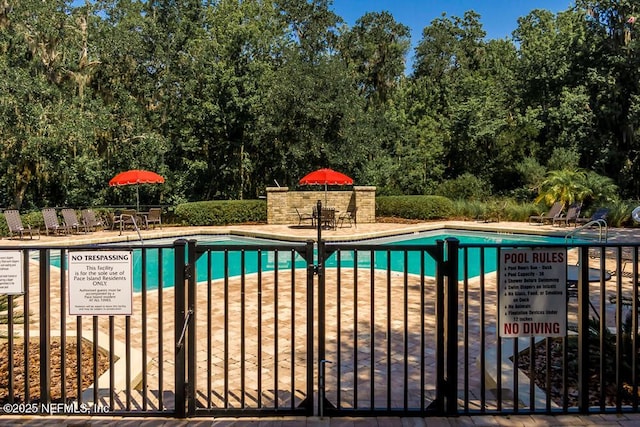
[[445, 237, 460, 416], [174, 239, 187, 418]]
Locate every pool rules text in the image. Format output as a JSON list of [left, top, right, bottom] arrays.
[[498, 248, 567, 338]]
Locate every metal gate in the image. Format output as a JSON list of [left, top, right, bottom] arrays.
[[182, 239, 316, 416], [181, 231, 460, 417]]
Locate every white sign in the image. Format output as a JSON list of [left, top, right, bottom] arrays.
[[68, 250, 133, 316], [498, 248, 567, 338], [0, 251, 23, 294]]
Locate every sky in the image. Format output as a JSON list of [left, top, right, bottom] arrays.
[[331, 0, 575, 71]]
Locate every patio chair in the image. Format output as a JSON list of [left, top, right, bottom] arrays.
[[42, 208, 69, 235], [321, 207, 336, 230], [61, 208, 85, 234], [117, 209, 142, 233], [81, 209, 104, 232], [3, 210, 39, 239], [338, 207, 357, 228], [144, 207, 162, 229], [295, 207, 314, 226], [529, 202, 564, 225], [552, 203, 582, 227]]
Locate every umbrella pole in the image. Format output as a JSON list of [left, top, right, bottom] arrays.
[[136, 185, 140, 212], [325, 183, 328, 205]]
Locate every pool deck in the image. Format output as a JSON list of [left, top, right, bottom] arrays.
[[1, 219, 636, 247], [3, 220, 640, 426]]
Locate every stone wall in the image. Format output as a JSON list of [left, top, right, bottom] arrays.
[[266, 186, 376, 225]]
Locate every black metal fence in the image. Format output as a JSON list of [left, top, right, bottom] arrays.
[[1, 232, 639, 418]]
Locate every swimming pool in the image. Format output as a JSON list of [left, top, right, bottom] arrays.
[[54, 230, 573, 291]]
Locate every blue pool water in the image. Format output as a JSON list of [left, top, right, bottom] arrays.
[[55, 231, 571, 291]]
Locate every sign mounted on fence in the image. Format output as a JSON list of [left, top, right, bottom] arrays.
[[68, 250, 133, 316], [0, 251, 23, 295], [498, 248, 567, 338]]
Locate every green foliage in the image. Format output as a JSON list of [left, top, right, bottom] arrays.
[[435, 173, 492, 201], [376, 195, 454, 220], [547, 147, 580, 171], [1, 1, 640, 209], [602, 199, 635, 227], [450, 198, 540, 222], [535, 169, 619, 208], [174, 200, 267, 226]]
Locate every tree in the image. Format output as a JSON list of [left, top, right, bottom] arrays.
[[339, 11, 410, 107]]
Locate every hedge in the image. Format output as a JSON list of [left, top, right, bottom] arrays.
[[376, 195, 454, 220], [174, 200, 267, 226]]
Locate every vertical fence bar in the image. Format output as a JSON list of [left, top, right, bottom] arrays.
[[445, 238, 459, 415], [241, 250, 247, 409], [257, 249, 263, 409], [463, 247, 469, 413], [577, 247, 590, 413], [39, 249, 51, 409], [353, 251, 359, 409], [633, 247, 639, 410], [403, 251, 409, 411], [206, 250, 212, 409], [435, 239, 445, 414], [8, 292, 14, 403], [386, 250, 392, 411], [479, 248, 486, 412], [290, 250, 295, 411], [60, 249, 67, 403], [273, 250, 279, 409], [141, 248, 148, 410], [158, 248, 164, 411], [174, 239, 187, 418], [23, 256, 30, 403], [370, 250, 376, 411], [317, 235, 326, 415], [305, 241, 315, 415]]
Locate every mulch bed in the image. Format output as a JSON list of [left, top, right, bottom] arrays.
[[0, 338, 110, 403], [518, 336, 639, 407]]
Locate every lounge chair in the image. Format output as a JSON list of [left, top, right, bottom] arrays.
[[3, 210, 39, 239], [338, 207, 357, 228], [61, 208, 85, 234], [529, 202, 564, 225], [42, 208, 69, 235], [81, 209, 104, 232], [295, 207, 314, 226], [576, 207, 609, 226], [144, 207, 162, 229], [553, 203, 582, 227]]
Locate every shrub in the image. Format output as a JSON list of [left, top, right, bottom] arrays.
[[450, 198, 541, 222], [435, 173, 492, 201], [376, 195, 454, 220], [174, 200, 267, 226]]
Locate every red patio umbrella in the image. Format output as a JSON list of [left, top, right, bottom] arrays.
[[109, 169, 165, 211], [299, 168, 353, 204]]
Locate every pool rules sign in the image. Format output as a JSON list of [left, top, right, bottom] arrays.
[[68, 250, 133, 316], [498, 248, 567, 338]]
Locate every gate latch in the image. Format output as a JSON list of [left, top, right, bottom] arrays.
[[176, 309, 193, 350], [313, 265, 320, 275]]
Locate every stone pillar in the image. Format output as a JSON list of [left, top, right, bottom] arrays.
[[353, 186, 376, 223], [266, 186, 289, 224]]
